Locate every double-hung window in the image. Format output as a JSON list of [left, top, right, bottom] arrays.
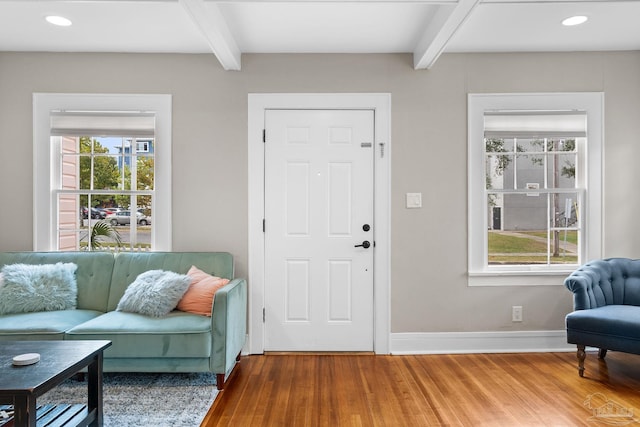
[[468, 93, 603, 286], [33, 94, 172, 252]]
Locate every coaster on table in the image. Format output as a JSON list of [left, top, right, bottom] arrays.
[[12, 353, 40, 366]]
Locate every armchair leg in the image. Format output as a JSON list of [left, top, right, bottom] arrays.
[[598, 348, 608, 359], [577, 345, 586, 377]]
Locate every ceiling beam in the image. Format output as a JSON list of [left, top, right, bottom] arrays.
[[413, 0, 480, 70], [179, 0, 242, 71]]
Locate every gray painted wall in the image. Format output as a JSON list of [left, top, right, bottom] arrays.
[[1, 51, 639, 334]]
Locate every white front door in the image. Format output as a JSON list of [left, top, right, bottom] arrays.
[[264, 109, 374, 351]]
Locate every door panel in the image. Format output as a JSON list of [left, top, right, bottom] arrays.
[[264, 109, 374, 351]]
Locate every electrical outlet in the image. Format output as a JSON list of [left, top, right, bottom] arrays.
[[512, 306, 523, 322]]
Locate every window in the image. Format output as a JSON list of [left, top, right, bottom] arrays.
[[33, 94, 172, 251], [468, 93, 603, 286], [55, 134, 154, 251]]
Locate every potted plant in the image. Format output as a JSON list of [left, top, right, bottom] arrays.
[[90, 220, 122, 251]]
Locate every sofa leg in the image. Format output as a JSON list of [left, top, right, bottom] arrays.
[[216, 373, 225, 391], [577, 345, 586, 377], [216, 354, 242, 391], [598, 348, 608, 359]]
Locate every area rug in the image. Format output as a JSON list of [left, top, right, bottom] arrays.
[[40, 372, 218, 427]]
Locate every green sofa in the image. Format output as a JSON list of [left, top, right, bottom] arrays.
[[0, 251, 247, 390]]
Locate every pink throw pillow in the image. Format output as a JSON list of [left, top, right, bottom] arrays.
[[176, 265, 230, 316]]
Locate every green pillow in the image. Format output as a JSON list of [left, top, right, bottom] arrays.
[[116, 270, 192, 317], [0, 263, 78, 315]]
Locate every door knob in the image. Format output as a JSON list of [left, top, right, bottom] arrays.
[[354, 241, 371, 249]]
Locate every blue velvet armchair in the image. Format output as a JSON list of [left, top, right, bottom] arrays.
[[564, 258, 640, 376]]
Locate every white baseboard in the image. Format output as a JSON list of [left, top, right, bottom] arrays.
[[390, 330, 575, 355]]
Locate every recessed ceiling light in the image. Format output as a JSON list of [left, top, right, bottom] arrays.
[[562, 15, 588, 26], [45, 15, 72, 27]]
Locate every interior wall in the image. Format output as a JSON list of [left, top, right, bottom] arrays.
[[1, 50, 639, 334]]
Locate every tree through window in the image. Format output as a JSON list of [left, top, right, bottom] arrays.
[[57, 135, 155, 251]]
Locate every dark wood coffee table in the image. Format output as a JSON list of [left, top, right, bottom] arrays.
[[0, 340, 111, 427]]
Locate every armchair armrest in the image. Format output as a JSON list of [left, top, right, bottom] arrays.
[[564, 259, 626, 310], [564, 268, 602, 310], [210, 277, 247, 390]]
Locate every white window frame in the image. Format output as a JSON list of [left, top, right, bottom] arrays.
[[33, 93, 172, 251], [468, 93, 603, 286]]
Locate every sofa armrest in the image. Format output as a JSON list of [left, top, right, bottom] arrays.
[[210, 277, 247, 388]]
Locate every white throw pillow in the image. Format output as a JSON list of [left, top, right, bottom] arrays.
[[0, 263, 78, 315], [116, 270, 192, 317]]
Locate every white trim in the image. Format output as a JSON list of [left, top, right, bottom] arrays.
[[467, 92, 604, 286], [248, 93, 391, 355], [391, 331, 574, 355], [33, 93, 172, 251], [179, 0, 241, 71], [413, 0, 481, 70]]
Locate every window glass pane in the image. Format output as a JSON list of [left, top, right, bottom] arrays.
[[485, 138, 514, 153], [551, 193, 579, 228], [547, 231, 578, 264], [515, 154, 544, 190], [515, 138, 541, 153], [59, 230, 84, 252], [547, 152, 577, 189], [486, 153, 514, 190], [137, 195, 152, 220], [137, 155, 155, 191], [504, 193, 547, 230], [488, 193, 548, 265]]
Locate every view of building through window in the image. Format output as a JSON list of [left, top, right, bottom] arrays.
[[57, 136, 155, 251], [468, 94, 601, 285], [485, 134, 581, 265]]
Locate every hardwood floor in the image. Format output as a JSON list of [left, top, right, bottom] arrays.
[[202, 351, 640, 426]]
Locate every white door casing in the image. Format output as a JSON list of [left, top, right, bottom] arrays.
[[248, 93, 391, 354], [264, 109, 374, 351]]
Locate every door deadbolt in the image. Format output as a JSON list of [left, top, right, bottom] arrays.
[[362, 224, 371, 232]]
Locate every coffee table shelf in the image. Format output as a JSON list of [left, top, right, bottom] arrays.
[[0, 404, 89, 427]]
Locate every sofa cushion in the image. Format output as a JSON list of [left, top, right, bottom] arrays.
[[116, 270, 191, 317], [0, 252, 115, 312], [65, 311, 212, 358], [566, 305, 640, 355], [108, 252, 234, 311], [566, 305, 640, 338], [0, 309, 103, 340], [176, 265, 230, 316], [0, 262, 78, 315]]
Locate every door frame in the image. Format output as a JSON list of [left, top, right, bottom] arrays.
[[248, 93, 391, 354]]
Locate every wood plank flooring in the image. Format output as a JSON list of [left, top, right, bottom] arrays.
[[202, 351, 640, 426]]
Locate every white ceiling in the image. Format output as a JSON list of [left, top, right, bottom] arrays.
[[1, 0, 639, 71]]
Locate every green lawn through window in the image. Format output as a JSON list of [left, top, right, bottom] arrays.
[[488, 230, 578, 264]]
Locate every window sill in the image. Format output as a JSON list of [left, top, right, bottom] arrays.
[[468, 270, 574, 287]]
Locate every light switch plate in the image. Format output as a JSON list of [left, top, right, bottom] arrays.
[[406, 193, 422, 208]]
